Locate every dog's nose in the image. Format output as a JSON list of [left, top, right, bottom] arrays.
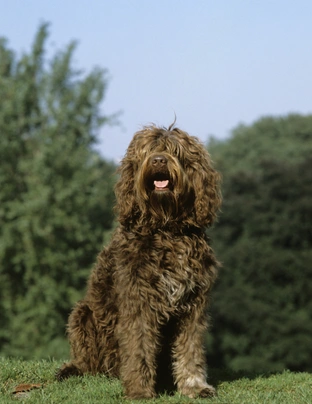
[[151, 155, 168, 166]]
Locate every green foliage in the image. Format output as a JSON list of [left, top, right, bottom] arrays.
[[209, 114, 312, 175], [1, 358, 312, 403], [0, 24, 116, 358], [208, 114, 312, 372]]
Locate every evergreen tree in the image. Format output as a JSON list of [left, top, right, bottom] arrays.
[[0, 24, 117, 358], [207, 115, 312, 372]]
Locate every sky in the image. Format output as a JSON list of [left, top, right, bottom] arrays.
[[2, 0, 312, 161]]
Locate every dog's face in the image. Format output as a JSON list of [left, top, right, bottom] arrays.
[[115, 125, 221, 230]]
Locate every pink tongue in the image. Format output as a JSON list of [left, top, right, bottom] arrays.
[[154, 180, 169, 189]]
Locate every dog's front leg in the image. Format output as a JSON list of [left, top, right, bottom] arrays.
[[116, 303, 160, 399], [172, 303, 216, 398]]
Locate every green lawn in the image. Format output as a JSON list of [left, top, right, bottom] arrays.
[[1, 358, 311, 403]]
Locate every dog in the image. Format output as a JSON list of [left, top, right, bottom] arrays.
[[56, 123, 221, 399]]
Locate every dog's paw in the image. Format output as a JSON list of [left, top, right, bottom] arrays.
[[198, 384, 216, 398], [179, 380, 216, 399], [55, 363, 82, 381]]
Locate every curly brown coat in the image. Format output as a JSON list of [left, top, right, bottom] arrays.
[[56, 124, 222, 399]]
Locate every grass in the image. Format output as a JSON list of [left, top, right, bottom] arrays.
[[1, 357, 312, 403]]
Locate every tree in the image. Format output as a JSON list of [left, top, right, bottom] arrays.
[[207, 114, 312, 372], [0, 24, 117, 358]]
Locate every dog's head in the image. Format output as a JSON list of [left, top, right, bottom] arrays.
[[115, 125, 221, 230]]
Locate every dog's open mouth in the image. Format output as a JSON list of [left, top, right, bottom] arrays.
[[154, 179, 169, 191], [146, 172, 172, 192]]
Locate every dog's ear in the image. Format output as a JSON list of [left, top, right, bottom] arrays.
[[114, 156, 138, 227], [191, 148, 222, 227]]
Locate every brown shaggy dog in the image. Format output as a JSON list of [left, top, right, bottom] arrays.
[[56, 124, 221, 399]]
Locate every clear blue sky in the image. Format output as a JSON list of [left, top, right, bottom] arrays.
[[2, 0, 312, 161]]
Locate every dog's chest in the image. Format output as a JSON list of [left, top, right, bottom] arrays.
[[140, 234, 205, 308], [116, 230, 211, 310], [157, 251, 196, 307]]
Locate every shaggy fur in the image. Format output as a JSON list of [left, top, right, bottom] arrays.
[[56, 124, 221, 399]]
